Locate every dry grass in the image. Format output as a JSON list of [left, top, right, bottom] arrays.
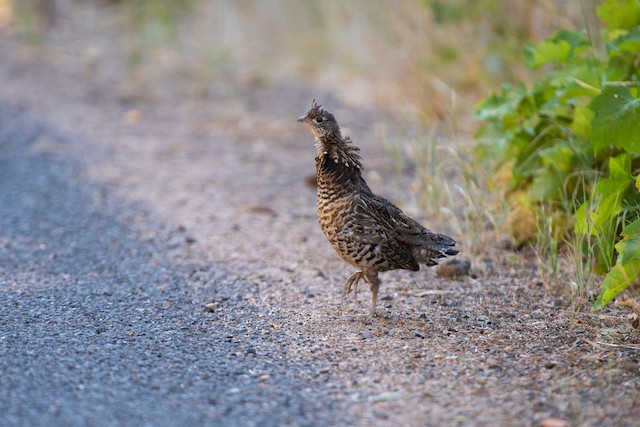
[[4, 0, 602, 267], [5, 0, 599, 116]]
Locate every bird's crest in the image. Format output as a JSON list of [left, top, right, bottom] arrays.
[[305, 99, 332, 122], [299, 100, 362, 170]]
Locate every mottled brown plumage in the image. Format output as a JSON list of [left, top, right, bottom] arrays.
[[298, 100, 459, 317]]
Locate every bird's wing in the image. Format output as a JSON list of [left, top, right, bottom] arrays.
[[348, 194, 420, 271], [365, 191, 457, 256]]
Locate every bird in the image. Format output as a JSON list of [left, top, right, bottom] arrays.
[[298, 100, 459, 318]]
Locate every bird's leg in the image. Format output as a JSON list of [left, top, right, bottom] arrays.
[[342, 270, 364, 299], [365, 272, 381, 318]]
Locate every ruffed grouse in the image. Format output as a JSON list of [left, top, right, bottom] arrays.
[[298, 100, 459, 317]]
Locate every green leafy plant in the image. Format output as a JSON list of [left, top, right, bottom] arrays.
[[474, 0, 640, 310]]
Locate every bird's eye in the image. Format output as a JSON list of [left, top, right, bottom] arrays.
[[315, 117, 324, 123]]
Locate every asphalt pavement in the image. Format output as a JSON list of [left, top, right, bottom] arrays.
[[0, 103, 345, 426]]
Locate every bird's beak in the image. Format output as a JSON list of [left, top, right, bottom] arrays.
[[297, 115, 306, 122]]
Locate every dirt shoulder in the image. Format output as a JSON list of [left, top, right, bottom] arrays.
[[0, 35, 638, 427]]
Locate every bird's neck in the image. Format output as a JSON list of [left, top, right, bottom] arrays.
[[315, 135, 364, 197]]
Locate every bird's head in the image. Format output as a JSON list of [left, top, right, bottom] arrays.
[[297, 99, 341, 140]]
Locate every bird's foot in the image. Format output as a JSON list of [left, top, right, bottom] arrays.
[[342, 270, 364, 299]]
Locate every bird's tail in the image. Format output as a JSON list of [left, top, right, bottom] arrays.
[[412, 233, 458, 266]]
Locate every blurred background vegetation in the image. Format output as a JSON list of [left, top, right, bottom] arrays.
[[0, 0, 600, 231], [6, 0, 639, 314], [1, 0, 599, 124]]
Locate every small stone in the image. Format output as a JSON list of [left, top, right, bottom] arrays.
[[619, 361, 639, 372], [539, 418, 568, 427], [436, 258, 471, 278], [628, 313, 639, 329], [373, 410, 389, 420], [369, 391, 403, 402]]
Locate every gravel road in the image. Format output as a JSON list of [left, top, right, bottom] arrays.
[[0, 101, 349, 426], [1, 36, 639, 427]]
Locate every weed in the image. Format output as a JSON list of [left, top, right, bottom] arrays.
[[475, 0, 640, 310], [535, 205, 560, 295]]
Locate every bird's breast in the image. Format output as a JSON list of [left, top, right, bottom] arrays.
[[317, 197, 351, 231]]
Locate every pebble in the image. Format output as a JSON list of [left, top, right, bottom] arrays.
[[436, 258, 471, 278], [369, 391, 404, 402], [539, 418, 568, 427]]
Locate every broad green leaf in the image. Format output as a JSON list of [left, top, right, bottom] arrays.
[[573, 202, 591, 235], [606, 26, 640, 56], [594, 194, 622, 230], [597, 0, 640, 31], [573, 193, 623, 236], [551, 63, 603, 101], [530, 169, 563, 201], [636, 173, 640, 190], [595, 177, 627, 198], [621, 218, 640, 237], [607, 29, 630, 41], [572, 105, 594, 139], [618, 219, 640, 263], [524, 42, 568, 68], [589, 85, 640, 155], [590, 154, 631, 196], [475, 83, 526, 121], [524, 30, 588, 68], [538, 142, 574, 173], [592, 253, 640, 311], [575, 154, 632, 237], [608, 152, 631, 180]]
